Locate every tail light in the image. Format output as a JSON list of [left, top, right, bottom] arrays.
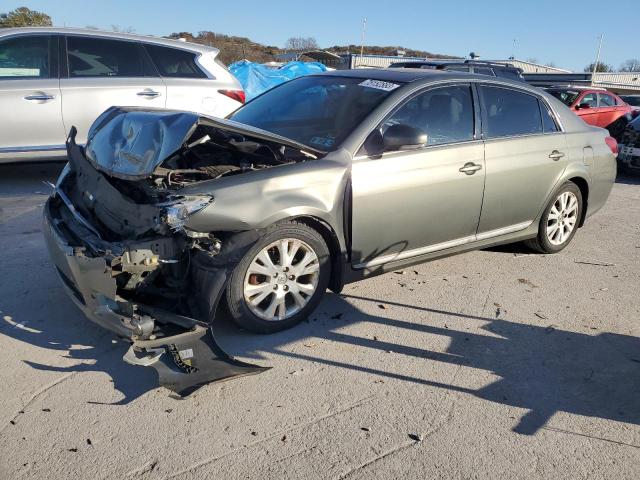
[[605, 136, 618, 155], [218, 89, 245, 104]]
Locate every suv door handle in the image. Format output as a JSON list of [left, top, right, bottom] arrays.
[[24, 93, 55, 102], [549, 150, 565, 161], [137, 89, 161, 98], [459, 162, 483, 175]]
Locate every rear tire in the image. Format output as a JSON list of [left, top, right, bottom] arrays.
[[225, 221, 331, 334], [525, 182, 583, 254]]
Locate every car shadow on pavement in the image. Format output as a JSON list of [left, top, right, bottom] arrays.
[[1, 305, 158, 405], [218, 292, 640, 437], [3, 283, 639, 432]]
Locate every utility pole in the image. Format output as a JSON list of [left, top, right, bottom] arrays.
[[591, 34, 603, 85], [359, 17, 367, 68]]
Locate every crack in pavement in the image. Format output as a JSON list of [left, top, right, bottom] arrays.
[[162, 394, 377, 479], [336, 441, 417, 479], [1, 372, 75, 433]]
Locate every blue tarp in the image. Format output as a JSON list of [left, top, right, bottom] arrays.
[[229, 60, 327, 101]]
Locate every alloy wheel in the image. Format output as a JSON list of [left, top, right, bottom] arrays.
[[546, 191, 579, 246], [243, 238, 320, 321]]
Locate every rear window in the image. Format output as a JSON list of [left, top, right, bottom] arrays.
[[473, 67, 495, 76], [495, 69, 522, 81], [480, 85, 543, 138], [546, 89, 579, 106], [144, 44, 207, 78]]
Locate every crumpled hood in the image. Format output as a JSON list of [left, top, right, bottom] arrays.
[[85, 107, 200, 181], [83, 107, 324, 181]]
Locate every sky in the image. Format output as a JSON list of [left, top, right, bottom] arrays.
[[3, 0, 637, 72]]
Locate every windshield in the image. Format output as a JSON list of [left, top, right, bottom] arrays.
[[546, 89, 580, 106], [622, 96, 640, 107], [229, 76, 401, 151]]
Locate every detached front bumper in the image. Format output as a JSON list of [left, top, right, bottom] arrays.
[[43, 195, 268, 396], [43, 197, 133, 337]]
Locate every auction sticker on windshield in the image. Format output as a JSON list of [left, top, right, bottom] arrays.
[[359, 79, 400, 91]]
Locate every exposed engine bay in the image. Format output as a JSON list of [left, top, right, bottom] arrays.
[[106, 124, 313, 202], [45, 107, 323, 395]]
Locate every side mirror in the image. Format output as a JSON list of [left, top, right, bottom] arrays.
[[383, 124, 428, 151], [577, 103, 591, 110]]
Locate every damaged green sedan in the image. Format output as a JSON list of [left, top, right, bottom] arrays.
[[44, 70, 616, 395]]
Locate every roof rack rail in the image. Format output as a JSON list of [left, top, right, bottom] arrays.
[[463, 60, 515, 68], [547, 84, 608, 91]]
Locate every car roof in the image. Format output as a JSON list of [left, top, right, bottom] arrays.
[[319, 68, 472, 83], [317, 68, 526, 87], [0, 27, 218, 54]]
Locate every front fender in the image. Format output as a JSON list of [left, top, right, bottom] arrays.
[[181, 159, 350, 246]]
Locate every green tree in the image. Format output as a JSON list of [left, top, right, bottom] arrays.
[[0, 7, 52, 27], [584, 62, 612, 73]]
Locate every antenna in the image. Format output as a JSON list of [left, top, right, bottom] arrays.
[[591, 34, 603, 85], [360, 17, 367, 67]]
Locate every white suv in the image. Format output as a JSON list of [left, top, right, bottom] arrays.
[[0, 27, 245, 163]]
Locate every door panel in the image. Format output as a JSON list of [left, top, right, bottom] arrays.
[[0, 34, 65, 154], [351, 142, 485, 267], [351, 83, 484, 267], [0, 79, 64, 151], [477, 84, 568, 233], [478, 134, 567, 233], [60, 77, 166, 144], [575, 92, 600, 126], [597, 93, 617, 127]]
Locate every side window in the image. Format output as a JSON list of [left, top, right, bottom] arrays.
[[480, 85, 543, 138], [144, 44, 206, 78], [598, 93, 615, 107], [0, 35, 51, 79], [473, 67, 495, 76], [495, 69, 522, 81], [539, 101, 559, 133], [67, 37, 144, 77], [444, 65, 470, 72], [580, 93, 597, 107], [383, 85, 475, 146]]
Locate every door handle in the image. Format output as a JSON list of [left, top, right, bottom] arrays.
[[549, 150, 565, 161], [24, 94, 55, 102], [459, 162, 483, 175], [137, 89, 161, 98]]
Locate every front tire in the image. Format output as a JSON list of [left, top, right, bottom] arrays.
[[526, 182, 583, 254], [225, 221, 331, 333]]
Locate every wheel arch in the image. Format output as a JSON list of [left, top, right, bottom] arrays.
[[567, 176, 589, 227], [289, 215, 345, 293]]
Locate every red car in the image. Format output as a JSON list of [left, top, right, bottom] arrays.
[[545, 86, 632, 129]]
